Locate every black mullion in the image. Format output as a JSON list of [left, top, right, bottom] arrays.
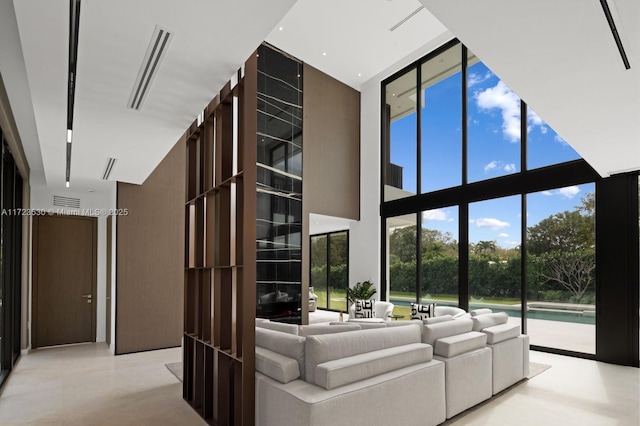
[[416, 62, 422, 304], [326, 234, 331, 310], [521, 194, 527, 334], [416, 59, 422, 196], [520, 102, 528, 334], [459, 203, 469, 311], [461, 45, 468, 186], [416, 213, 422, 303], [380, 79, 387, 301]]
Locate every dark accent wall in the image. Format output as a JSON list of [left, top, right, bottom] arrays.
[[256, 44, 304, 323], [596, 174, 639, 366], [116, 139, 185, 354]]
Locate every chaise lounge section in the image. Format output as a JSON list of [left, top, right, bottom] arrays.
[[255, 323, 446, 426]]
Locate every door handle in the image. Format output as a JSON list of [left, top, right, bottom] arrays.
[[81, 294, 92, 304]]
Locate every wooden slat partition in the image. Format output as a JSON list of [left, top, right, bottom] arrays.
[[183, 50, 257, 425]]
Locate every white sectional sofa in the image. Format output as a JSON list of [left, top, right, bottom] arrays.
[[254, 309, 530, 425], [255, 323, 446, 426]]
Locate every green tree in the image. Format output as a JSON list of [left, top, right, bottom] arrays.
[[527, 210, 594, 255]]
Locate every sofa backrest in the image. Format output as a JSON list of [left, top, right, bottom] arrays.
[[471, 312, 508, 331], [255, 327, 306, 379], [304, 323, 422, 385], [258, 320, 300, 335], [422, 318, 473, 346], [298, 323, 361, 337]]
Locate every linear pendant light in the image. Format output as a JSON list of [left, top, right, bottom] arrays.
[[66, 0, 81, 187]]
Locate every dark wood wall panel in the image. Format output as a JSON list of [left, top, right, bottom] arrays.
[[116, 139, 185, 354], [303, 63, 360, 221]]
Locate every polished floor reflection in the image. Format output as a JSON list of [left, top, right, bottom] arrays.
[[0, 341, 638, 425]]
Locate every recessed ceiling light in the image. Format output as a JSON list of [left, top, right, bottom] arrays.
[[392, 93, 396, 96], [322, 52, 327, 56], [358, 73, 362, 77], [278, 26, 283, 31]]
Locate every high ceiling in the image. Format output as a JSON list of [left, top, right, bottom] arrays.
[[4, 0, 449, 193], [2, 0, 638, 197]]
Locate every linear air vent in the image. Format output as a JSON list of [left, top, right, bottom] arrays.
[[127, 25, 174, 110], [102, 157, 117, 180], [53, 195, 81, 209], [390, 6, 425, 32]]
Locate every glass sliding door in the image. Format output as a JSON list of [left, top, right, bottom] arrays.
[[310, 231, 348, 312], [387, 215, 417, 318], [420, 207, 459, 307], [0, 135, 23, 390], [468, 196, 521, 316], [310, 235, 328, 310], [526, 184, 596, 354]]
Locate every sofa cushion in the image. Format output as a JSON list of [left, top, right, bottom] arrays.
[[483, 323, 520, 344], [255, 346, 300, 384], [298, 324, 361, 336], [411, 302, 436, 320], [434, 306, 466, 317], [354, 299, 376, 318], [434, 331, 487, 358], [422, 318, 473, 346], [315, 343, 432, 390], [255, 327, 306, 379], [258, 320, 300, 335], [424, 315, 453, 325], [471, 312, 509, 331], [305, 323, 422, 385], [470, 308, 493, 317]]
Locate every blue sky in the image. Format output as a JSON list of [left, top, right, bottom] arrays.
[[390, 62, 590, 248]]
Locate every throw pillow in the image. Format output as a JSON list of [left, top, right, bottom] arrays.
[[411, 302, 436, 320], [354, 299, 376, 318]]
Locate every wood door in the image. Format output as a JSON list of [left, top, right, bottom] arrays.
[[106, 215, 112, 345], [33, 215, 97, 348]]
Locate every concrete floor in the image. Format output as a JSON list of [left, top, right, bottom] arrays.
[[0, 336, 637, 425]]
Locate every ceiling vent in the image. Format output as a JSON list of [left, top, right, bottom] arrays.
[[102, 157, 117, 180], [128, 25, 174, 110], [53, 195, 81, 209], [390, 6, 425, 32]]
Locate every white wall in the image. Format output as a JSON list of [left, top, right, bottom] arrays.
[[348, 32, 454, 298], [29, 183, 116, 348]]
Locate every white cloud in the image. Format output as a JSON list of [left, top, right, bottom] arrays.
[[475, 217, 510, 230], [541, 186, 580, 199], [554, 134, 569, 146], [475, 81, 521, 142], [498, 233, 509, 238], [484, 161, 498, 172], [423, 209, 449, 222], [467, 71, 493, 88], [558, 186, 580, 199], [484, 161, 516, 173]]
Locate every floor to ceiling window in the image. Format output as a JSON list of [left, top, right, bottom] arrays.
[[380, 39, 609, 357], [310, 231, 348, 312], [0, 131, 23, 390]]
